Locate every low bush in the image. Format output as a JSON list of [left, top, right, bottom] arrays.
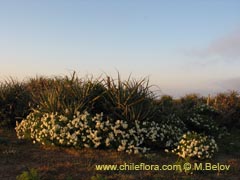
[[16, 168, 40, 180], [170, 131, 218, 159], [0, 79, 32, 128], [183, 104, 225, 138], [15, 110, 161, 154], [152, 114, 187, 149], [211, 91, 240, 129]]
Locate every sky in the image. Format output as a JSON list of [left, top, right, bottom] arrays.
[[0, 0, 240, 97]]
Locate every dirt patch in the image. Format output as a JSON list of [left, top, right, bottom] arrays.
[[0, 129, 239, 180]]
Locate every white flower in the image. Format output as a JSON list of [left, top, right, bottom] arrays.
[[122, 123, 128, 129], [105, 138, 110, 147]]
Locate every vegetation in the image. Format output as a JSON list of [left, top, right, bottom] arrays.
[[16, 168, 40, 180], [0, 78, 32, 127], [0, 72, 239, 179]]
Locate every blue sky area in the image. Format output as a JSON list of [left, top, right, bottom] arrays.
[[1, 0, 240, 97]]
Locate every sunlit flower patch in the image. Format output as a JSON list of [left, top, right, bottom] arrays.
[[15, 110, 161, 154], [170, 131, 218, 159]]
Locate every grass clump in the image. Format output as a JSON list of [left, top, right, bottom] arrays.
[[16, 168, 40, 180]]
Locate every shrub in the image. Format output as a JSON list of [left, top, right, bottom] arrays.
[[15, 110, 161, 154], [152, 114, 187, 149], [177, 94, 205, 112], [102, 74, 158, 126], [211, 91, 240, 129], [0, 79, 32, 128], [173, 103, 225, 139], [25, 76, 57, 108], [31, 73, 106, 117], [18, 109, 216, 154], [170, 131, 218, 159], [155, 95, 175, 115], [16, 168, 40, 180]]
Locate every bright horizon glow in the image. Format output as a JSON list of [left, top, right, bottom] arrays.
[[1, 0, 240, 97]]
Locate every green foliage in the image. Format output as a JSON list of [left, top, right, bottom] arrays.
[[102, 74, 157, 125], [211, 91, 240, 129], [15, 110, 160, 154], [0, 78, 32, 128], [171, 131, 218, 159], [31, 73, 105, 117], [16, 168, 40, 180], [178, 94, 205, 110], [2, 72, 240, 160], [65, 176, 73, 180], [183, 104, 224, 138], [156, 95, 175, 115], [173, 157, 192, 174], [91, 174, 107, 180]]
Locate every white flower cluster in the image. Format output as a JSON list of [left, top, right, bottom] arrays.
[[194, 104, 217, 114], [15, 110, 161, 154], [170, 131, 218, 159], [158, 124, 183, 148], [158, 114, 187, 148], [188, 113, 219, 135]]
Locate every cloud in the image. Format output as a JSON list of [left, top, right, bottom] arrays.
[[188, 28, 240, 60], [157, 77, 240, 98], [216, 77, 240, 90]]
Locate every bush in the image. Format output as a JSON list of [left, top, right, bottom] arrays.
[[18, 108, 221, 157], [183, 104, 224, 138], [211, 91, 240, 129], [155, 95, 175, 115], [170, 131, 218, 159], [177, 94, 205, 112], [152, 114, 186, 149], [102, 74, 157, 126], [0, 79, 32, 128], [16, 168, 40, 180], [31, 73, 106, 117], [15, 110, 161, 154]]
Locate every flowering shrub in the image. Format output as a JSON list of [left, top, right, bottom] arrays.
[[186, 113, 221, 137], [155, 114, 187, 149], [170, 131, 218, 159], [15, 110, 161, 154], [194, 104, 218, 115], [183, 104, 227, 139]]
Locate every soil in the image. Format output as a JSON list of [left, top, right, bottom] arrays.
[[0, 129, 239, 180]]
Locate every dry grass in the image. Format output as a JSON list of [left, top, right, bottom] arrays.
[[0, 129, 239, 180]]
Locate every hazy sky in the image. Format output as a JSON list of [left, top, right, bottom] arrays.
[[1, 0, 240, 97]]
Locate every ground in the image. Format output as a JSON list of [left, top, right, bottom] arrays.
[[0, 128, 239, 180]]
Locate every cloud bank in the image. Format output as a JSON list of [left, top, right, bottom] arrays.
[[189, 28, 240, 60]]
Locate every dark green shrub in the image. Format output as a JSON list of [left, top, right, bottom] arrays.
[[102, 74, 158, 125], [174, 93, 205, 118], [0, 79, 32, 128], [211, 91, 240, 129], [155, 95, 175, 115], [181, 104, 225, 138], [32, 73, 106, 117]]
